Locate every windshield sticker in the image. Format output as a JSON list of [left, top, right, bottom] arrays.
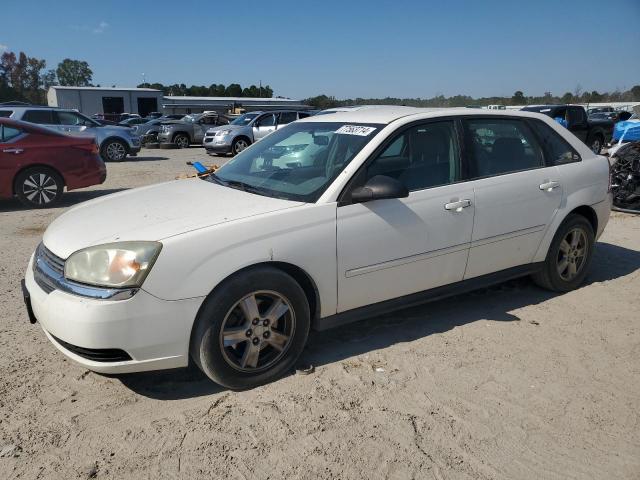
[[335, 125, 377, 136]]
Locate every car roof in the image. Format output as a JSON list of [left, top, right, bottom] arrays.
[[296, 105, 550, 125]]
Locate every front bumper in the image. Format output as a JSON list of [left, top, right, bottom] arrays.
[[157, 132, 172, 143], [24, 255, 204, 374], [203, 136, 232, 154]]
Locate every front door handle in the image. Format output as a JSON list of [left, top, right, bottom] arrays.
[[444, 199, 472, 212], [539, 181, 561, 192], [2, 148, 24, 154]]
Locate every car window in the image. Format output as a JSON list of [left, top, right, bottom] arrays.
[[0, 110, 13, 118], [1, 125, 22, 142], [465, 118, 544, 178], [22, 110, 54, 124], [201, 116, 218, 125], [278, 112, 298, 125], [568, 107, 586, 125], [56, 111, 87, 126], [298, 112, 311, 119], [529, 119, 580, 164], [365, 121, 459, 191], [256, 114, 276, 127]]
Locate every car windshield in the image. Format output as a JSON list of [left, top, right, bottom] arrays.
[[182, 115, 199, 123], [211, 121, 383, 202], [230, 113, 259, 126]]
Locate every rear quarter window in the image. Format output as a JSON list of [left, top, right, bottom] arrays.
[[0, 110, 13, 118]]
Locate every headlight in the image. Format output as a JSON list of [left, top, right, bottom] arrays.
[[215, 130, 231, 136], [65, 242, 162, 288]]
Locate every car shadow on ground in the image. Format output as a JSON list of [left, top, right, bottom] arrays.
[[118, 155, 169, 162], [0, 188, 128, 213], [118, 242, 640, 400]]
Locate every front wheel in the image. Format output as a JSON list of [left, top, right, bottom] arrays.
[[101, 139, 128, 162], [588, 134, 603, 154], [231, 137, 250, 156], [532, 214, 595, 292], [173, 134, 190, 149], [190, 267, 310, 390]]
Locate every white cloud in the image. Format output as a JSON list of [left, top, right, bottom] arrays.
[[92, 21, 109, 34]]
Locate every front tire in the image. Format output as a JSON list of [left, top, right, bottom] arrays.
[[15, 167, 64, 208], [588, 134, 603, 154], [532, 214, 595, 292], [173, 133, 190, 149], [231, 137, 250, 156], [101, 139, 128, 162], [190, 267, 310, 390]]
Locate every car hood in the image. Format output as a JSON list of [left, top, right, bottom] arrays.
[[43, 178, 304, 258], [206, 124, 247, 134]]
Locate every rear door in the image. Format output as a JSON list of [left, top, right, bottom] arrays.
[[461, 116, 563, 279], [0, 124, 26, 197], [276, 111, 298, 130]]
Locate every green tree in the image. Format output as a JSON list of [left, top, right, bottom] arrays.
[[225, 83, 242, 97], [511, 90, 526, 105], [560, 92, 573, 103], [631, 85, 640, 101], [56, 59, 93, 86]]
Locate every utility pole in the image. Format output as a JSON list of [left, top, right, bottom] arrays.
[[259, 80, 262, 98]]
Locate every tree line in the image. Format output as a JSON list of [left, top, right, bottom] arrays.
[[305, 86, 640, 110], [0, 49, 93, 103], [136, 82, 274, 98]]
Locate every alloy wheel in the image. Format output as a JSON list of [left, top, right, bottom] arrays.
[[106, 142, 126, 161], [219, 290, 295, 372], [556, 227, 587, 281], [22, 173, 59, 206], [234, 139, 248, 154], [175, 136, 189, 148]]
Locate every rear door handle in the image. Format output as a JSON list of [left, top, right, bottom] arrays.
[[2, 148, 24, 154], [444, 199, 472, 212], [539, 181, 561, 192]]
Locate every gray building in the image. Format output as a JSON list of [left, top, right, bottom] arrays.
[[47, 86, 310, 117], [47, 86, 164, 117]]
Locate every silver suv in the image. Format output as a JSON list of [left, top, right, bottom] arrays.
[[0, 106, 141, 162], [203, 110, 313, 155], [157, 113, 229, 148]]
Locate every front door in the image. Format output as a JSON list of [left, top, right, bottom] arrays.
[[336, 120, 474, 312], [252, 113, 277, 141], [461, 117, 563, 279]]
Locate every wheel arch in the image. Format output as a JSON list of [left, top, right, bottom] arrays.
[[172, 131, 191, 141], [233, 135, 252, 145], [568, 205, 598, 234], [12, 163, 66, 195]]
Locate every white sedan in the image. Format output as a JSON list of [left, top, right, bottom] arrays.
[[23, 107, 612, 389]]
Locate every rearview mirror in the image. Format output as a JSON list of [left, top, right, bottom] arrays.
[[351, 175, 409, 203], [313, 135, 329, 145]]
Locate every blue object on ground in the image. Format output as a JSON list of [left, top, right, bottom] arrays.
[[191, 162, 209, 173]]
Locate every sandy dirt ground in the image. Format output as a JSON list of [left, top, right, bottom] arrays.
[[1, 147, 639, 479]]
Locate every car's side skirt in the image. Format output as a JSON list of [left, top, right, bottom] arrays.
[[313, 263, 544, 331]]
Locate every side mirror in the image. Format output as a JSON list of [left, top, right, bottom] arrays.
[[351, 175, 409, 203]]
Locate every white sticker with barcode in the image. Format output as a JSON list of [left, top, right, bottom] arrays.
[[335, 125, 377, 136]]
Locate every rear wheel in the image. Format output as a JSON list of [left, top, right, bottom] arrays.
[[532, 214, 595, 292], [15, 167, 64, 208], [173, 134, 190, 149], [190, 267, 310, 390]]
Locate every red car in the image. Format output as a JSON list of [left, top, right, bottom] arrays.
[[0, 118, 106, 208]]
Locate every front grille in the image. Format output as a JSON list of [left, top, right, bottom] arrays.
[[34, 243, 65, 294], [50, 334, 132, 362]]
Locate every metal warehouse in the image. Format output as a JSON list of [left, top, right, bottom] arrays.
[[47, 86, 309, 117], [47, 86, 164, 117]]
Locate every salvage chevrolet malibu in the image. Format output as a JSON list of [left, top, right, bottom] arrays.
[[23, 107, 612, 390]]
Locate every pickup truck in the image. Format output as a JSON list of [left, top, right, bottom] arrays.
[[521, 105, 613, 153], [157, 113, 230, 148]]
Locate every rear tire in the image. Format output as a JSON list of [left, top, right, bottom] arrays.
[[532, 214, 595, 292], [190, 267, 310, 390], [15, 167, 64, 208]]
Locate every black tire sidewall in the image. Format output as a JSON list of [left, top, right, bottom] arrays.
[[173, 134, 190, 148], [543, 215, 595, 292], [191, 267, 310, 390], [231, 137, 249, 156], [15, 167, 63, 208]]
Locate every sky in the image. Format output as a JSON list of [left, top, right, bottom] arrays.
[[2, 0, 639, 100]]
